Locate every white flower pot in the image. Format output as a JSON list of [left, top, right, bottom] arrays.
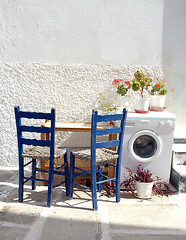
[[135, 97, 149, 112], [118, 96, 130, 108], [150, 95, 166, 108], [136, 181, 154, 199]]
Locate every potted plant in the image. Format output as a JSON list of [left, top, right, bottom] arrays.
[[112, 78, 132, 108], [150, 81, 168, 110], [103, 164, 177, 198], [96, 93, 118, 125], [124, 164, 154, 199], [131, 70, 152, 113], [96, 92, 118, 113], [134, 164, 154, 199]]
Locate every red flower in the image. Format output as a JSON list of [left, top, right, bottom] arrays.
[[155, 83, 161, 88], [134, 72, 136, 77], [112, 79, 123, 86], [124, 80, 131, 85]]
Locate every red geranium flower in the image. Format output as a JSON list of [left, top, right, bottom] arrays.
[[112, 79, 123, 86], [124, 80, 131, 85]]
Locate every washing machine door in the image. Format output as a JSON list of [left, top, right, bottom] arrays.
[[128, 130, 162, 163]]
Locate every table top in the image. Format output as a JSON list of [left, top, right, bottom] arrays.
[[43, 121, 112, 132]]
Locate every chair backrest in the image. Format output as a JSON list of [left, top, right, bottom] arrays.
[[14, 106, 56, 160], [91, 108, 127, 158]]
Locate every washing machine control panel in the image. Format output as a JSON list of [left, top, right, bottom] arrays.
[[126, 118, 175, 130], [126, 112, 175, 130], [159, 120, 174, 128]]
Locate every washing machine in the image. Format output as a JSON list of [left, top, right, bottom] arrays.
[[120, 111, 175, 183]]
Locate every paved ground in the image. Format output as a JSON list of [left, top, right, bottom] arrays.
[[0, 168, 186, 240]]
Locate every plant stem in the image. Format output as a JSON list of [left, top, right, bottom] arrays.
[[141, 88, 144, 98]]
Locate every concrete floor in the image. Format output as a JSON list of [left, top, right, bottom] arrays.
[[0, 168, 186, 240]]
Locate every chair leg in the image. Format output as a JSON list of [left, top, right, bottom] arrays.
[[97, 165, 102, 192], [69, 152, 75, 199], [115, 158, 121, 203], [64, 149, 69, 197], [19, 156, 24, 202], [91, 164, 98, 210], [47, 158, 54, 207], [32, 159, 36, 190]]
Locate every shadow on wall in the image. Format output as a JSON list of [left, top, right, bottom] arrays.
[[162, 0, 186, 137]]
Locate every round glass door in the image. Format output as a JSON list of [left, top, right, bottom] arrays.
[[128, 130, 162, 163]]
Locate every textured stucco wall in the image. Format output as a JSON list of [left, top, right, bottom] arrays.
[[1, 63, 163, 167], [0, 0, 186, 166]]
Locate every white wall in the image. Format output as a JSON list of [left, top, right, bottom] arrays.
[[0, 0, 185, 167], [0, 0, 163, 65], [162, 0, 186, 138]]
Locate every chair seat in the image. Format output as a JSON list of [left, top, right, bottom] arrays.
[[22, 146, 67, 160], [72, 148, 119, 164]]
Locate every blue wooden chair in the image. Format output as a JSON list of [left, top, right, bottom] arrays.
[[69, 108, 127, 210], [14, 106, 69, 207]]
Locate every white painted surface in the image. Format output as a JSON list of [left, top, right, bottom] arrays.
[[0, 0, 163, 65], [0, 0, 186, 166], [162, 0, 186, 138]]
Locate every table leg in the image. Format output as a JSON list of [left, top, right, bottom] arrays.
[[109, 134, 117, 179], [41, 132, 50, 184]]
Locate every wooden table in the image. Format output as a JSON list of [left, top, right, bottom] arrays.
[[41, 121, 117, 180], [42, 121, 107, 134]]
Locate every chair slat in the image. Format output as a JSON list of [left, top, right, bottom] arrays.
[[96, 140, 120, 149], [21, 126, 51, 133], [19, 111, 52, 120], [96, 127, 121, 136], [97, 113, 123, 122], [21, 138, 50, 147]]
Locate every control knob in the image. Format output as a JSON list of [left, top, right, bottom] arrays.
[[165, 120, 173, 128], [159, 121, 165, 127]]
